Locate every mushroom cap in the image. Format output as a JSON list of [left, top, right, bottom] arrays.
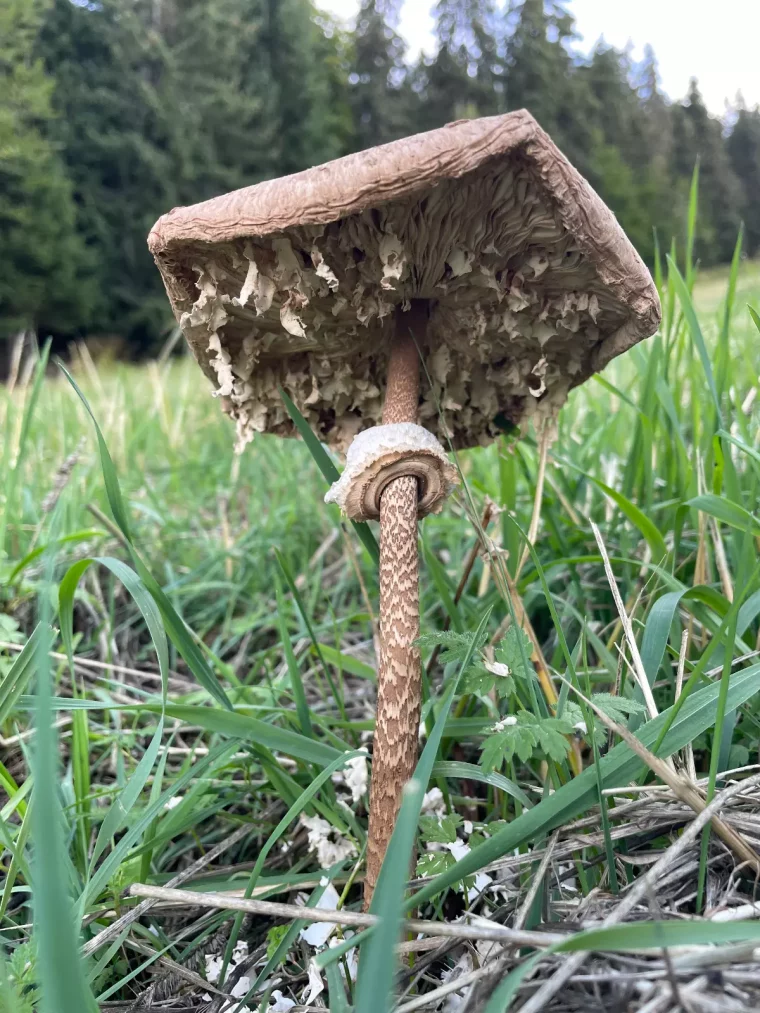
[[149, 110, 660, 453]]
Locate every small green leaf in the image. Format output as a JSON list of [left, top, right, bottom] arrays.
[[535, 718, 575, 763], [480, 722, 537, 770], [480, 713, 572, 771], [495, 625, 533, 681], [419, 813, 462, 845], [279, 386, 379, 565], [416, 851, 454, 878], [416, 628, 488, 668], [462, 667, 497, 696]]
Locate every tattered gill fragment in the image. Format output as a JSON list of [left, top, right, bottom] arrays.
[[149, 111, 660, 453]]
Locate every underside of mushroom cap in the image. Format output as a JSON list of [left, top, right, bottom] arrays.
[[149, 110, 661, 453]]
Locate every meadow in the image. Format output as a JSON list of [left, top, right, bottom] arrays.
[[2, 237, 760, 1011]]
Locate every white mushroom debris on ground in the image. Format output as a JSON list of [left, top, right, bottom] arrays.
[[302, 959, 326, 1007], [298, 879, 341, 948], [441, 951, 475, 1012], [492, 714, 518, 732], [421, 786, 446, 816], [331, 747, 369, 803], [204, 940, 251, 1006], [299, 813, 357, 868]]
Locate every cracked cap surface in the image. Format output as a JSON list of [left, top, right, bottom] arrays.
[[148, 110, 661, 453]]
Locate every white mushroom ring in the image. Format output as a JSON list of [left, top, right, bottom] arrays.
[[324, 423, 459, 522]]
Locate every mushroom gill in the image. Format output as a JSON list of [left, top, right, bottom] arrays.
[[172, 157, 629, 453]]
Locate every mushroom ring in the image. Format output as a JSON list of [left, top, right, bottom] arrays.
[[325, 422, 460, 522]]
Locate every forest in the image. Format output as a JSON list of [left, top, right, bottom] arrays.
[[3, 0, 760, 353]]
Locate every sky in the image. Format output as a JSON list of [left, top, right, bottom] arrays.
[[317, 0, 760, 116]]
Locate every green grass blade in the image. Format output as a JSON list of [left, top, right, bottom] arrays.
[[640, 587, 699, 685], [487, 918, 760, 1012], [685, 160, 699, 287], [221, 750, 363, 992], [274, 546, 346, 718], [142, 703, 341, 767], [81, 742, 239, 913], [133, 563, 234, 709], [423, 541, 463, 632], [558, 460, 667, 561], [315, 643, 376, 681], [0, 339, 51, 554], [8, 530, 105, 585], [89, 721, 164, 872], [32, 564, 98, 1010], [0, 623, 46, 724], [326, 961, 350, 1013], [698, 604, 740, 909], [431, 761, 532, 808], [718, 429, 760, 471], [275, 571, 313, 737], [246, 877, 337, 1008], [716, 226, 743, 399], [58, 362, 132, 542], [280, 386, 379, 565], [0, 795, 33, 920], [58, 551, 171, 872], [687, 493, 760, 536], [667, 255, 721, 423], [60, 361, 233, 710]]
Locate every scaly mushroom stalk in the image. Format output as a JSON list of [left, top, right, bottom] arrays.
[[366, 303, 425, 903]]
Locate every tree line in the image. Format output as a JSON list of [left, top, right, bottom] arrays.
[[3, 0, 760, 351]]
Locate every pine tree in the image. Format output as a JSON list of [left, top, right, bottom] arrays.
[[348, 0, 412, 150], [502, 0, 593, 172], [0, 0, 91, 341], [634, 44, 672, 165], [38, 0, 183, 345], [578, 43, 669, 262], [582, 44, 648, 169], [158, 0, 281, 198], [727, 99, 760, 256], [671, 80, 743, 264], [418, 0, 503, 129], [38, 0, 345, 347], [263, 0, 350, 172], [5, 0, 756, 348]]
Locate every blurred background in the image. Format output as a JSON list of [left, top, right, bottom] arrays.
[[3, 0, 760, 360]]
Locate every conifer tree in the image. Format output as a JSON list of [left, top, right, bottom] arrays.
[[418, 0, 503, 129], [671, 80, 743, 263], [727, 100, 760, 256], [38, 0, 344, 346], [1, 0, 91, 341], [263, 0, 349, 172], [349, 0, 412, 150], [502, 0, 592, 171]]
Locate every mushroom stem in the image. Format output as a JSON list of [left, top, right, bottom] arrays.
[[365, 302, 425, 906]]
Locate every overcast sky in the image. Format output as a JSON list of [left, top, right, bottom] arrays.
[[317, 0, 760, 116]]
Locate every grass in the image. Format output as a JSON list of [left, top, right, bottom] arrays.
[[1, 239, 760, 1010]]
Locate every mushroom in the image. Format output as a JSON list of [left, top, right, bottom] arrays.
[[148, 110, 661, 903]]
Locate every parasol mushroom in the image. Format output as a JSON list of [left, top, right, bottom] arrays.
[[147, 110, 661, 904]]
